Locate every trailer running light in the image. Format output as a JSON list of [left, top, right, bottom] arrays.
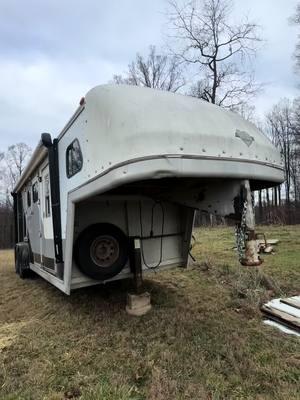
[[79, 97, 85, 106]]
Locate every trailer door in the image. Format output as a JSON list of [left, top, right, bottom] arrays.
[[27, 178, 42, 264], [41, 166, 55, 270]]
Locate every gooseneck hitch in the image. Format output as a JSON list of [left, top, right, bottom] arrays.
[[235, 180, 262, 267]]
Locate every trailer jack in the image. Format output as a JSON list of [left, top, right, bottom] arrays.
[[126, 238, 152, 316], [236, 180, 263, 267]]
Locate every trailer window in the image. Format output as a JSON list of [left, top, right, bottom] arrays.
[[32, 182, 39, 203], [44, 175, 51, 217], [66, 139, 83, 178], [27, 189, 31, 208]]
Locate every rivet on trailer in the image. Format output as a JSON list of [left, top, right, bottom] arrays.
[[12, 85, 284, 314]]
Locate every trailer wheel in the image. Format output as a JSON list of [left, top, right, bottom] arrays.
[[74, 223, 129, 280], [15, 246, 20, 274], [16, 244, 30, 279]]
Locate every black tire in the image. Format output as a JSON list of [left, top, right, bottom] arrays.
[[74, 223, 129, 280], [15, 246, 20, 274], [18, 246, 30, 279]]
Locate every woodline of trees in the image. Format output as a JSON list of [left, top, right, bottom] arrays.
[[1, 0, 300, 247], [0, 205, 14, 248], [267, 100, 300, 204], [0, 143, 32, 248], [0, 143, 32, 206]]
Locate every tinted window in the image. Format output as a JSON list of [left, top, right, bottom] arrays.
[[32, 182, 39, 203], [44, 174, 51, 217], [66, 139, 83, 178], [27, 189, 31, 207]]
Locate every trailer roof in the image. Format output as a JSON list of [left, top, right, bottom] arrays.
[[13, 84, 283, 193]]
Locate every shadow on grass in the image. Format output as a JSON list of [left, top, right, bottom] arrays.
[[27, 269, 182, 319]]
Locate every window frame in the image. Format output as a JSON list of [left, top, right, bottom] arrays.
[[66, 138, 83, 178]]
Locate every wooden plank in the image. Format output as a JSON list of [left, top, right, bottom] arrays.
[[264, 319, 300, 336], [281, 297, 300, 310], [263, 315, 300, 334], [257, 239, 279, 245], [261, 305, 300, 329], [265, 299, 300, 318]]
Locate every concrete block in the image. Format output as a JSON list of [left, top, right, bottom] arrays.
[[126, 292, 152, 316]]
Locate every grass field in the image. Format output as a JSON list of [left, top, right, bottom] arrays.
[[0, 225, 299, 400]]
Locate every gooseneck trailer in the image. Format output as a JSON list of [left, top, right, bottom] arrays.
[[12, 85, 284, 294]]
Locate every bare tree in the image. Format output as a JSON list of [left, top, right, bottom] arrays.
[[291, 98, 300, 202], [0, 143, 32, 205], [292, 97, 300, 145], [167, 0, 262, 108], [113, 45, 185, 92], [290, 3, 300, 72], [266, 99, 299, 205], [234, 102, 256, 122]]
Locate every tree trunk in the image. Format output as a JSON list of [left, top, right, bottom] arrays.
[[274, 186, 278, 207], [258, 190, 263, 223], [266, 189, 270, 206]]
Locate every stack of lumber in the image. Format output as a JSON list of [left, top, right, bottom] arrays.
[[261, 296, 300, 335]]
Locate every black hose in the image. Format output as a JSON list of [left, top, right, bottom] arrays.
[[139, 200, 165, 269]]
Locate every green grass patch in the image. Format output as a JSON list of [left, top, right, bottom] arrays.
[[0, 226, 299, 399]]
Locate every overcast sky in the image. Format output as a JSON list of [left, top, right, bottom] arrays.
[[0, 0, 299, 151]]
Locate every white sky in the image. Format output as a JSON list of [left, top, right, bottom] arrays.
[[0, 0, 299, 151]]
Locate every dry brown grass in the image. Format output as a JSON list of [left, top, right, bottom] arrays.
[[0, 226, 299, 400]]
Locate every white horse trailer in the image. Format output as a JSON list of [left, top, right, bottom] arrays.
[[12, 84, 284, 295]]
